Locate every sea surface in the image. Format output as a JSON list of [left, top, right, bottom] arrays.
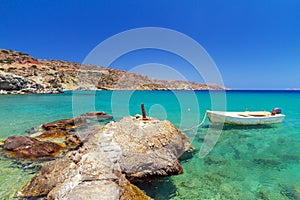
[[0, 90, 300, 199]]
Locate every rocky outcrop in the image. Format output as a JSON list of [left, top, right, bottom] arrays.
[[106, 115, 193, 181], [0, 49, 38, 64], [14, 114, 193, 199], [0, 48, 228, 93], [0, 71, 63, 94], [0, 71, 28, 90]]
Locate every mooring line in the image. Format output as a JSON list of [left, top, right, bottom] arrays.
[[180, 111, 208, 132]]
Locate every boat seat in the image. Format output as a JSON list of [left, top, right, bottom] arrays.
[[238, 114, 249, 117]]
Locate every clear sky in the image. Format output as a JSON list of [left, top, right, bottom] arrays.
[[0, 0, 299, 89]]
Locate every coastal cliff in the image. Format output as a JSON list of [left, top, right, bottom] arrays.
[[0, 48, 227, 94]]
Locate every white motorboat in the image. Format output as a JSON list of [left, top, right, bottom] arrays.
[[206, 108, 285, 125]]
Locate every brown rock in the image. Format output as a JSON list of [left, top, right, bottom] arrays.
[[120, 176, 152, 200], [41, 112, 112, 132], [36, 129, 69, 139], [42, 116, 87, 131], [3, 136, 62, 159], [64, 134, 82, 147], [81, 111, 109, 117], [2, 112, 112, 160], [80, 111, 113, 122], [36, 129, 82, 149]]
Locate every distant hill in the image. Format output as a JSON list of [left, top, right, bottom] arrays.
[[0, 48, 227, 94]]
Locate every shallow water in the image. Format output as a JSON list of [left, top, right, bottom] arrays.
[[0, 90, 300, 199]]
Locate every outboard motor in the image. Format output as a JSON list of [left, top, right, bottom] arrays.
[[271, 108, 282, 115]]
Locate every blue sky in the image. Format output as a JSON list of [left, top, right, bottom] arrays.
[[0, 0, 299, 89]]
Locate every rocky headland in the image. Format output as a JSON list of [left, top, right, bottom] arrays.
[[0, 48, 227, 94], [1, 112, 194, 199]]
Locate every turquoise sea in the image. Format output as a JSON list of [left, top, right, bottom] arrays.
[[0, 90, 300, 199]]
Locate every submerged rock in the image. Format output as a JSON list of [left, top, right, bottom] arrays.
[[279, 184, 300, 200], [296, 187, 300, 198], [18, 115, 192, 199], [204, 156, 227, 165], [253, 157, 282, 168]]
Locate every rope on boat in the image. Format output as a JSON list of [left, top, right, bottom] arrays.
[[180, 111, 208, 132]]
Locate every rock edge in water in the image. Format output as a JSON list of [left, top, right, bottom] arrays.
[[2, 112, 113, 159]]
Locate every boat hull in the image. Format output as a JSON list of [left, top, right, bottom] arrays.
[[206, 111, 285, 125]]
